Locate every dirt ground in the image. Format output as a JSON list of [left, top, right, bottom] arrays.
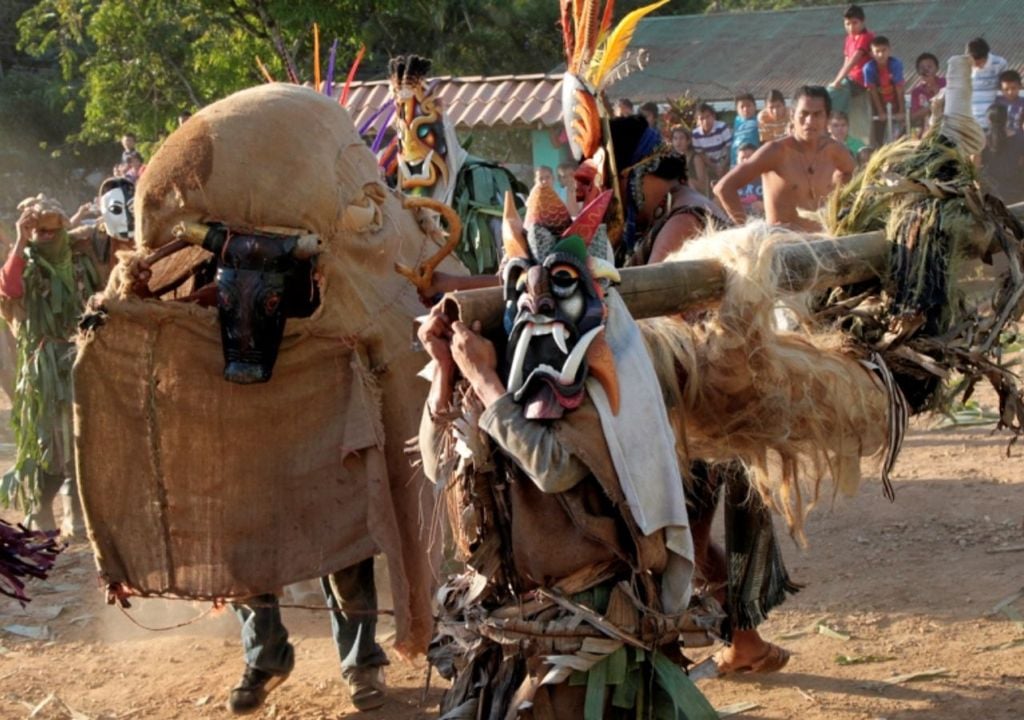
[[2, 385, 1023, 720]]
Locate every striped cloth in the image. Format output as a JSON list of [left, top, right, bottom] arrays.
[[971, 53, 1009, 130], [693, 120, 733, 166]]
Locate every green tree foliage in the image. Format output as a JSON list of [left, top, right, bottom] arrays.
[[13, 0, 688, 148]]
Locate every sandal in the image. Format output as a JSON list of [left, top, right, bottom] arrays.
[[713, 642, 791, 676]]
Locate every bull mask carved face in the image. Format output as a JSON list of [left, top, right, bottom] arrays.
[[200, 227, 321, 384], [99, 178, 135, 240], [388, 55, 449, 197], [500, 187, 620, 420]]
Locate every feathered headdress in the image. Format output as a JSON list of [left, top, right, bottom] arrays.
[[559, 1, 668, 249]]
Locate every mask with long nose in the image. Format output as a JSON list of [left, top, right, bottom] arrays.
[[500, 186, 620, 420]]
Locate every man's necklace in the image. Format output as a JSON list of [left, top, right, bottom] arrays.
[[798, 139, 827, 204]]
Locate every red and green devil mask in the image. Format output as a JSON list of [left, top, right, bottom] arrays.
[[500, 186, 621, 420]]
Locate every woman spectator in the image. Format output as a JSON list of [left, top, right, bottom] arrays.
[[670, 125, 708, 197]]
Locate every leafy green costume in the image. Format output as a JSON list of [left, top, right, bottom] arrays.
[[0, 232, 101, 511]]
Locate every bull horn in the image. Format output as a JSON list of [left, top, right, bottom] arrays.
[[342, 196, 382, 233], [394, 197, 462, 292], [172, 220, 211, 246], [293, 233, 323, 258]]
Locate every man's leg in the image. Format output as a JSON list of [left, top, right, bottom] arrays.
[[25, 471, 62, 533], [228, 594, 294, 714], [58, 468, 86, 539], [322, 558, 389, 711], [714, 463, 795, 674]]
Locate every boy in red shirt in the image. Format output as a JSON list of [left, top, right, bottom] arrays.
[[828, 4, 874, 115]]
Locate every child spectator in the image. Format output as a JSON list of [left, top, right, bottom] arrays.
[[909, 52, 946, 134], [735, 143, 764, 217], [692, 103, 732, 192], [829, 111, 865, 156], [981, 103, 1024, 203], [122, 151, 145, 183], [670, 125, 706, 193], [614, 98, 635, 118], [967, 37, 1008, 131], [996, 70, 1024, 135], [863, 36, 905, 147], [533, 165, 554, 189], [555, 162, 581, 217], [827, 4, 874, 115], [730, 93, 760, 166], [758, 90, 790, 143]]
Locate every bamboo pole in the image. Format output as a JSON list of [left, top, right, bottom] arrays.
[[443, 203, 1024, 330]]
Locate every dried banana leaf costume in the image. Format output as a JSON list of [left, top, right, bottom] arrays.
[[421, 186, 716, 719], [0, 196, 101, 511], [386, 55, 526, 274]]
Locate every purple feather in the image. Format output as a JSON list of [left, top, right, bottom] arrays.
[[371, 106, 396, 153], [358, 99, 395, 136], [324, 39, 338, 96]]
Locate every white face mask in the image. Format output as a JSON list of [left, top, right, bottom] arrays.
[[100, 185, 134, 239]]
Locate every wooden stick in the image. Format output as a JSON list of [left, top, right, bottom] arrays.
[[443, 203, 1024, 329]]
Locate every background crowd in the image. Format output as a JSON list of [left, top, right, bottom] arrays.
[[532, 4, 1024, 212]]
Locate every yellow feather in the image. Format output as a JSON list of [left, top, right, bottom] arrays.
[[589, 0, 669, 88]]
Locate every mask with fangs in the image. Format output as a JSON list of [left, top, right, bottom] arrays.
[[499, 186, 620, 420]]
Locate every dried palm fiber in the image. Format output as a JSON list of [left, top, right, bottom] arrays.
[[821, 55, 1024, 425], [640, 223, 890, 541], [75, 83, 468, 656]]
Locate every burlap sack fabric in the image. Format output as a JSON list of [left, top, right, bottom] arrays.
[[74, 84, 465, 655]]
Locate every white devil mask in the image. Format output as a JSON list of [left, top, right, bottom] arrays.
[[99, 178, 135, 240]]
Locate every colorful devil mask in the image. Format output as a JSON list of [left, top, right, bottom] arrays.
[[388, 55, 451, 199], [99, 177, 136, 241], [500, 186, 620, 420]]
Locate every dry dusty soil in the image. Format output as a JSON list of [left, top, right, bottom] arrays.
[[2, 386, 1023, 720]]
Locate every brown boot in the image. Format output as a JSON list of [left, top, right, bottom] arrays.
[[343, 665, 386, 711]]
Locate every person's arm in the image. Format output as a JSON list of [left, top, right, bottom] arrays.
[[831, 141, 856, 187], [714, 142, 777, 225], [892, 59, 906, 116], [450, 319, 589, 493], [416, 303, 458, 418], [648, 212, 705, 264], [0, 209, 34, 299], [867, 86, 884, 117], [831, 47, 868, 87], [910, 87, 931, 124]]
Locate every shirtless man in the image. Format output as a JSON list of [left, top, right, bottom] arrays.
[[714, 86, 854, 232]]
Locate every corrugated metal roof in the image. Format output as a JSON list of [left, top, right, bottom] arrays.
[[614, 0, 1024, 103], [343, 0, 1024, 130], [343, 73, 563, 132]]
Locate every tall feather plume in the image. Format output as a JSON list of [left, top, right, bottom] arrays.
[[560, 0, 575, 65], [577, 0, 600, 71], [598, 0, 615, 42], [590, 0, 668, 89]]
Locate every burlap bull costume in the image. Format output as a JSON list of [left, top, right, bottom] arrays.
[[73, 83, 467, 710]]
